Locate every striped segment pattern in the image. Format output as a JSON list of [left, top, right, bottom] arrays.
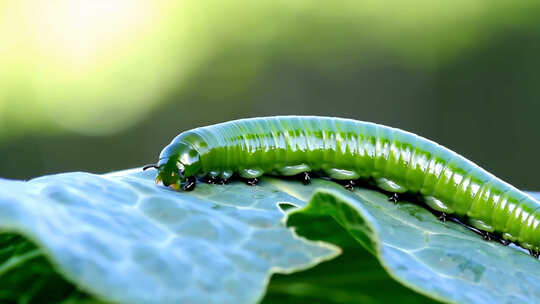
[[157, 116, 540, 252]]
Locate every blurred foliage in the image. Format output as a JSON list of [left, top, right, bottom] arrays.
[[2, 1, 540, 189]]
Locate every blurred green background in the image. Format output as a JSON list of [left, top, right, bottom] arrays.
[[2, 1, 540, 189]]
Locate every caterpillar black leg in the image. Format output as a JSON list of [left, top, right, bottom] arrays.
[[528, 249, 539, 259], [461, 225, 495, 242], [182, 176, 196, 191], [245, 178, 259, 186], [205, 176, 221, 184], [488, 234, 507, 245], [481, 231, 496, 241], [437, 214, 499, 243], [388, 193, 399, 204], [343, 180, 355, 191], [437, 212, 447, 222], [450, 219, 486, 239], [499, 239, 511, 246], [300, 172, 311, 185], [207, 176, 228, 185]]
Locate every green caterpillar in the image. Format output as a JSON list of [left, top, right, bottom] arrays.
[[147, 116, 540, 256]]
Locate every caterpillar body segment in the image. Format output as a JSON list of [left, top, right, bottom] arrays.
[[154, 116, 540, 253]]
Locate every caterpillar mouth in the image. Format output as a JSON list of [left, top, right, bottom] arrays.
[[154, 177, 181, 191], [154, 167, 185, 191]]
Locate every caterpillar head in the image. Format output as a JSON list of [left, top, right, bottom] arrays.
[[154, 141, 201, 190]]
